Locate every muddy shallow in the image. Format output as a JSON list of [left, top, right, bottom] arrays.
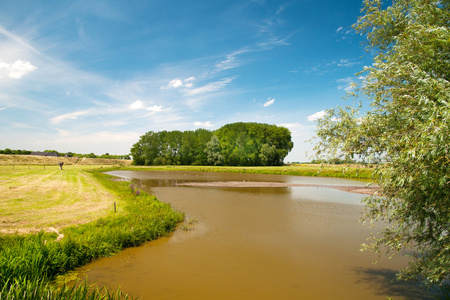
[[75, 171, 433, 299]]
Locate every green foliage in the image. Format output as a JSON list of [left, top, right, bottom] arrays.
[[0, 169, 183, 299], [130, 129, 214, 166], [313, 0, 450, 285], [0, 148, 32, 155], [214, 122, 293, 166], [131, 122, 293, 166], [0, 277, 133, 299]]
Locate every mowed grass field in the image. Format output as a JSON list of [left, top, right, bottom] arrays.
[[0, 165, 119, 234]]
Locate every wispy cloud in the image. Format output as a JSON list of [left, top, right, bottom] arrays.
[[50, 109, 92, 125], [215, 49, 252, 72], [336, 25, 355, 41], [263, 98, 275, 107], [336, 77, 355, 91], [0, 105, 14, 111], [183, 78, 234, 97], [336, 58, 359, 67], [0, 26, 42, 56]]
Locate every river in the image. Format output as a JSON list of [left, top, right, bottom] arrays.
[[74, 170, 433, 299]]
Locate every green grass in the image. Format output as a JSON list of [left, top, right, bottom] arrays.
[[123, 164, 375, 179], [0, 168, 184, 299]]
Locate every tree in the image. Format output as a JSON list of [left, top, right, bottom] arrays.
[[205, 135, 224, 166], [131, 123, 292, 166], [312, 0, 450, 284]]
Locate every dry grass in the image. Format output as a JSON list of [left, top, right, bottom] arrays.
[[0, 154, 132, 166], [0, 164, 119, 234]]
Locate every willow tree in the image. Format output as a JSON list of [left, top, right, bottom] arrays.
[[313, 0, 450, 284]]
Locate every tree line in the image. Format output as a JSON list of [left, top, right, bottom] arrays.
[[0, 149, 130, 159], [130, 122, 293, 166]]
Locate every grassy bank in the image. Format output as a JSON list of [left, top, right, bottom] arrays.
[[0, 166, 184, 299], [123, 164, 375, 179]]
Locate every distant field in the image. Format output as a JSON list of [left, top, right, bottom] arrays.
[[0, 154, 133, 166]]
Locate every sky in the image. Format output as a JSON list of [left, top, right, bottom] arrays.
[[0, 0, 373, 162]]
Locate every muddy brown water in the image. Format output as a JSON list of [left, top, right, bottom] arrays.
[[75, 171, 433, 299]]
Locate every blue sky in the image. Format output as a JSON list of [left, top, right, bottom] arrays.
[[0, 0, 371, 162]]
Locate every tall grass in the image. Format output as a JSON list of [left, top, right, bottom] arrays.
[[0, 169, 184, 299]]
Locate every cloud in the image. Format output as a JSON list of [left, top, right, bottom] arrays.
[[0, 105, 14, 111], [307, 110, 326, 121], [336, 77, 355, 91], [194, 121, 213, 127], [215, 49, 251, 72], [169, 79, 183, 88], [147, 105, 171, 113], [335, 25, 354, 41], [50, 109, 92, 125], [0, 60, 37, 79], [0, 26, 42, 56], [336, 58, 359, 67], [183, 78, 234, 96], [130, 100, 171, 114], [162, 77, 196, 89], [130, 100, 145, 110], [263, 98, 275, 107]]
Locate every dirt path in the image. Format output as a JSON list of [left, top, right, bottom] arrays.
[[177, 181, 379, 195]]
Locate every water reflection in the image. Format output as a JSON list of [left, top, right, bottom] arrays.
[[75, 171, 433, 300]]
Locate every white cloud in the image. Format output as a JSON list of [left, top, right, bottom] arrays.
[[0, 60, 37, 79], [147, 105, 171, 113], [307, 110, 326, 121], [263, 98, 275, 107], [130, 100, 145, 110], [336, 26, 344, 33], [183, 78, 234, 96], [130, 101, 171, 114], [169, 78, 183, 88], [194, 121, 213, 127], [162, 77, 196, 90]]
